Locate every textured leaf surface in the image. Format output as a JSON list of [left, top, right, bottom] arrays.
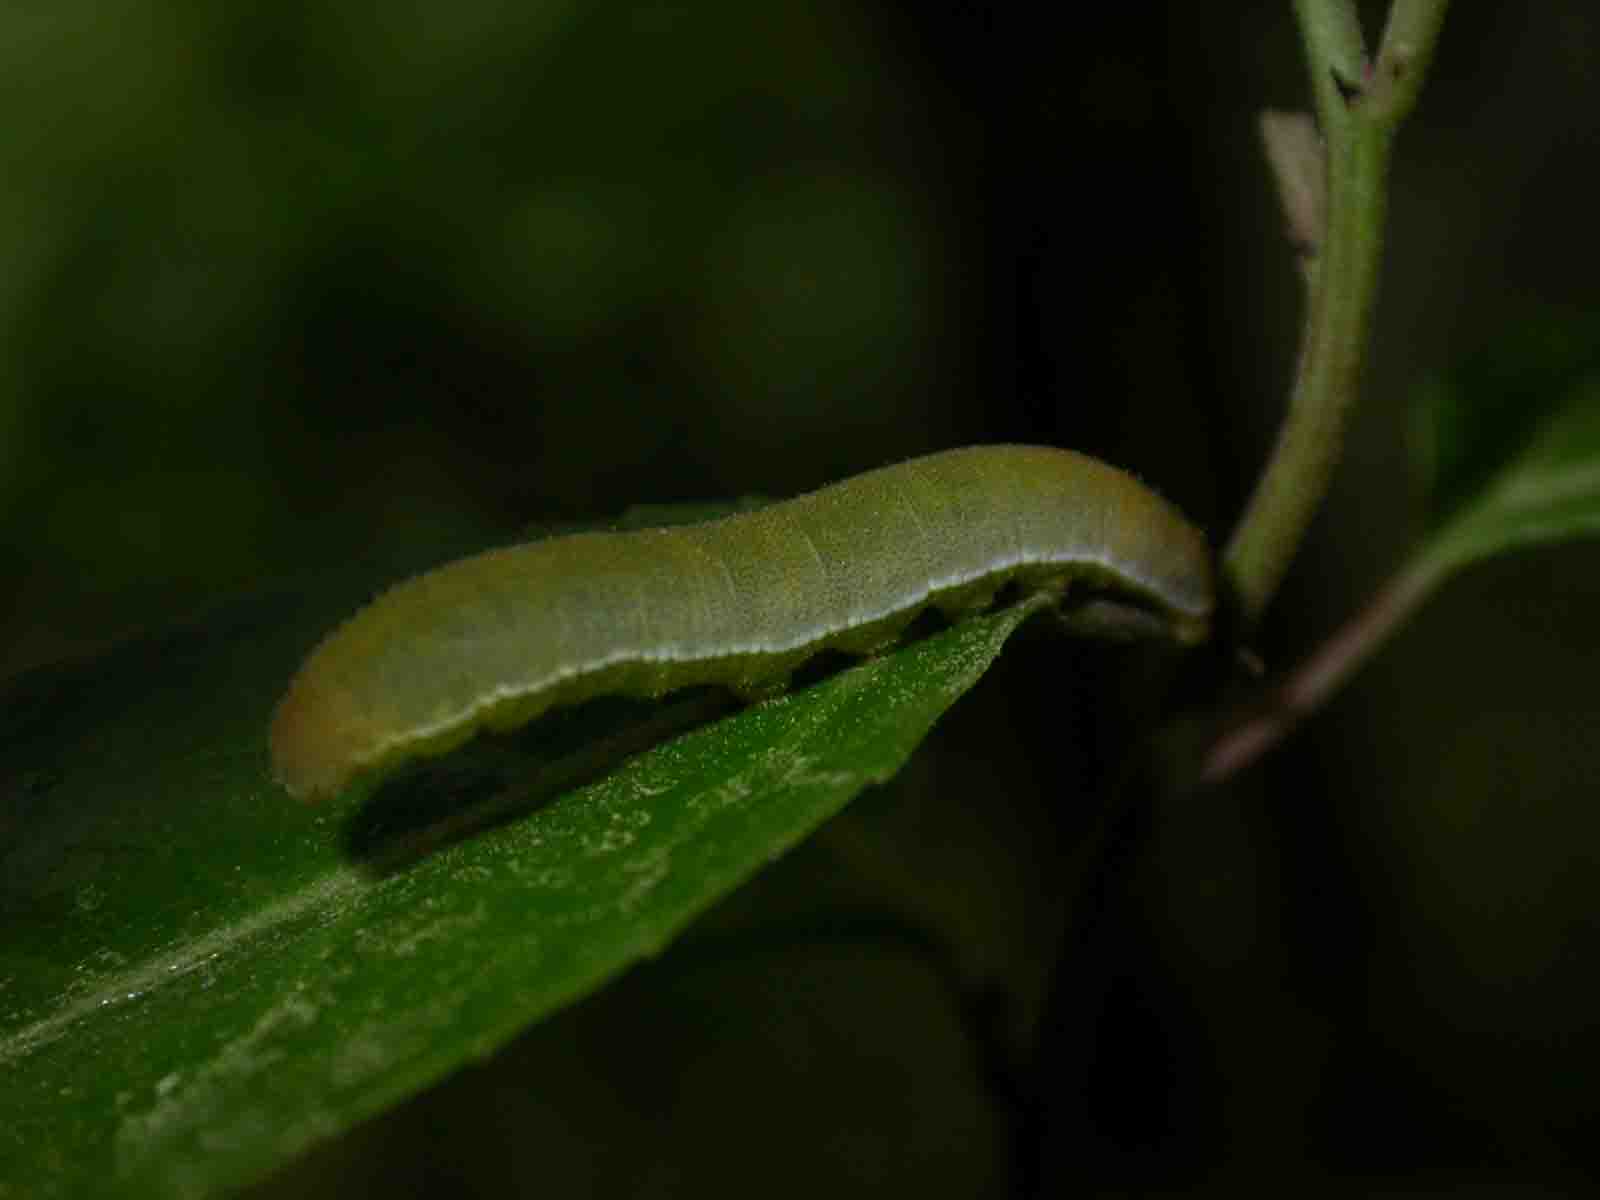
[[0, 552, 1040, 1200]]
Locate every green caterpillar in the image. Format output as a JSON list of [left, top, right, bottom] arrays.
[[271, 445, 1213, 799]]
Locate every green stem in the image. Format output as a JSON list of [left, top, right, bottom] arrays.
[[1225, 119, 1389, 620], [1294, 0, 1366, 112], [1375, 0, 1452, 122], [1222, 0, 1451, 624]]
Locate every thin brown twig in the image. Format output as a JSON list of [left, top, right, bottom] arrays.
[[1201, 553, 1443, 783]]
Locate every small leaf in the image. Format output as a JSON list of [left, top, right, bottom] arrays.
[[1422, 372, 1600, 574], [1411, 309, 1600, 529], [1203, 322, 1600, 784], [0, 549, 1042, 1199]]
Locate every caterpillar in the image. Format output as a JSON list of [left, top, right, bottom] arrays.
[[270, 445, 1212, 799]]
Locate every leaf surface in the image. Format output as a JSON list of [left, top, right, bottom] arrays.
[[0, 551, 1041, 1199], [1417, 338, 1600, 574]]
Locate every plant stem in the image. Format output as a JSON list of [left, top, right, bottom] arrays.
[[1375, 0, 1452, 122], [1294, 0, 1366, 111], [1200, 549, 1445, 783], [1222, 0, 1451, 624]]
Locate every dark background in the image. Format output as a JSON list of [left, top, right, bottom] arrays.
[[4, 2, 1597, 1194]]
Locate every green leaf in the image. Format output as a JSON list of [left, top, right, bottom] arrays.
[[0, 551, 1041, 1199], [1420, 367, 1600, 576], [1411, 309, 1600, 530]]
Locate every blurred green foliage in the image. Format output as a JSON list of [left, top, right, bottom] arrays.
[[1412, 310, 1600, 530], [1, 0, 958, 677]]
